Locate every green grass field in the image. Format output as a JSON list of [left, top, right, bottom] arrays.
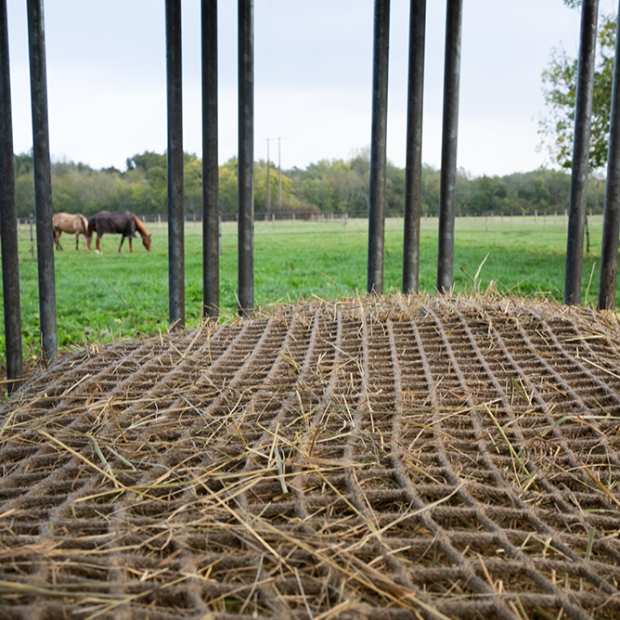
[[0, 214, 608, 365]]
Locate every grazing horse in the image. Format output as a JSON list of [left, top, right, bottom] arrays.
[[87, 211, 152, 254], [52, 212, 89, 250]]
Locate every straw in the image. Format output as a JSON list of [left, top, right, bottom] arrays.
[[0, 293, 618, 618]]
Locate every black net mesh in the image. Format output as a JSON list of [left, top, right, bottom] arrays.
[[0, 296, 619, 619]]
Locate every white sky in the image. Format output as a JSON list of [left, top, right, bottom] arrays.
[[5, 0, 618, 177]]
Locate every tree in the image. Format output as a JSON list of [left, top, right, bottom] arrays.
[[184, 157, 202, 214], [298, 177, 337, 212], [539, 3, 616, 170], [218, 157, 238, 213], [534, 178, 551, 209], [470, 175, 508, 213]]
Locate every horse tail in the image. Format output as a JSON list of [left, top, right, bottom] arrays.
[[86, 216, 96, 238]]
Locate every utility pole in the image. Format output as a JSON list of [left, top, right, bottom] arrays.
[[266, 138, 271, 215], [278, 137, 282, 211]]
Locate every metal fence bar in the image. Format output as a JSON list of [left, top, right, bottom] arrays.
[[202, 0, 219, 319], [598, 1, 620, 310], [367, 0, 390, 295], [564, 0, 599, 306], [238, 0, 254, 316], [436, 0, 463, 294], [0, 0, 23, 393], [27, 0, 56, 364], [166, 0, 185, 329], [402, 0, 426, 294]]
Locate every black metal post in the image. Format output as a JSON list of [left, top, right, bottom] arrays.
[[436, 0, 463, 294], [202, 0, 219, 319], [564, 0, 599, 306], [238, 0, 254, 316], [402, 0, 426, 294], [27, 0, 56, 364], [0, 0, 23, 394], [598, 1, 620, 310], [166, 0, 184, 329], [367, 0, 390, 295]]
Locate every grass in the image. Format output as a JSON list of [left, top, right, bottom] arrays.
[[0, 213, 607, 365]]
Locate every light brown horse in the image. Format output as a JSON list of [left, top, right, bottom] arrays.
[[87, 211, 152, 254], [53, 212, 89, 250]]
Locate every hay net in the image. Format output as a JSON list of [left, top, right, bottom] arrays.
[[1, 295, 620, 619]]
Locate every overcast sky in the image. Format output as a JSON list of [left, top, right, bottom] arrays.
[[4, 0, 618, 177]]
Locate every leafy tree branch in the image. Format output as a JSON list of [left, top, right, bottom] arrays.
[[539, 4, 616, 170]]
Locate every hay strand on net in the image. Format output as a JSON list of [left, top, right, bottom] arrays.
[[0, 294, 619, 618]]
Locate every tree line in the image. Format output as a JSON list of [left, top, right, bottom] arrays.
[[12, 148, 606, 219], [11, 4, 620, 222]]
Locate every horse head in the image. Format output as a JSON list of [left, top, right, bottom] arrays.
[[142, 235, 152, 251]]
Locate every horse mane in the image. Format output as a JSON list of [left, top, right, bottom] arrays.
[[132, 214, 149, 238]]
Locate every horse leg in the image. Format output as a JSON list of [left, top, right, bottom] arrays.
[[118, 237, 125, 253], [96, 234, 102, 254], [75, 233, 79, 250], [129, 238, 133, 253], [54, 231, 63, 251]]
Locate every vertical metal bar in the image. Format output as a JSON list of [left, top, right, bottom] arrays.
[[564, 0, 599, 305], [202, 0, 219, 319], [166, 0, 184, 329], [238, 0, 254, 316], [367, 0, 390, 295], [0, 0, 23, 394], [402, 0, 426, 294], [27, 0, 56, 364], [436, 0, 463, 294], [598, 1, 620, 310]]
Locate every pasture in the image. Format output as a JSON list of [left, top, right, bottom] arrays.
[[0, 214, 606, 365]]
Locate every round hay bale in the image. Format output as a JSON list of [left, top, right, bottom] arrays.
[[0, 295, 619, 619]]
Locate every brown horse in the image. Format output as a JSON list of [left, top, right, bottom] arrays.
[[87, 211, 152, 254], [53, 212, 89, 250]]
